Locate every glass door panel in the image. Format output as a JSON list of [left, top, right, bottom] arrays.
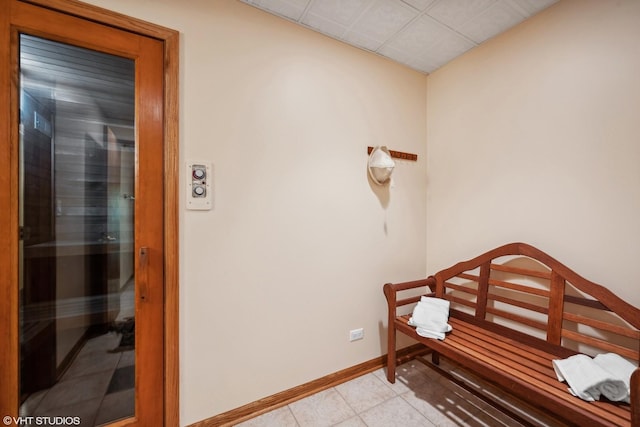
[[18, 34, 136, 425]]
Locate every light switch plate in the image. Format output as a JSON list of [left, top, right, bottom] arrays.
[[186, 161, 212, 210]]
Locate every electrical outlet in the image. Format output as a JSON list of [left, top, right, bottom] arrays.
[[349, 328, 364, 342]]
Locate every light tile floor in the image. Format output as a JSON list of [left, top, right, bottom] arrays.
[[20, 332, 135, 427], [236, 357, 569, 427], [20, 281, 136, 427]]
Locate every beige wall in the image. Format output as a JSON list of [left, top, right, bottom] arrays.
[[81, 0, 427, 424], [77, 0, 640, 424], [426, 0, 640, 308]]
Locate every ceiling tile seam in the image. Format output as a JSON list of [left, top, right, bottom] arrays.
[[301, 1, 412, 53], [482, 2, 527, 27], [339, 0, 379, 41], [246, 2, 351, 48], [456, 1, 528, 46], [241, 2, 467, 75], [423, 13, 479, 47], [298, 0, 314, 23], [374, 9, 479, 56], [469, 1, 528, 27], [399, 0, 422, 13], [456, 0, 530, 40], [347, 0, 423, 52], [297, 0, 367, 41], [289, 26, 430, 74], [243, 0, 476, 62], [372, 8, 431, 54], [503, 0, 534, 18], [425, 0, 501, 28], [422, 0, 499, 41], [278, 20, 427, 74]]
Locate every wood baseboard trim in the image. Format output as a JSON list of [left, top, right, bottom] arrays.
[[188, 344, 428, 427]]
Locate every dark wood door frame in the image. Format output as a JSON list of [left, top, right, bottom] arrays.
[[0, 0, 179, 425]]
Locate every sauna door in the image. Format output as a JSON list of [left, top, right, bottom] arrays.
[[1, 1, 169, 425]]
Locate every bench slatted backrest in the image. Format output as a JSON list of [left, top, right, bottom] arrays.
[[434, 242, 640, 364]]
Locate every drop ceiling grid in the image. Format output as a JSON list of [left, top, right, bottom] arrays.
[[240, 0, 558, 74]]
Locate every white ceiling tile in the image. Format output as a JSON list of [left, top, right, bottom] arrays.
[[378, 44, 412, 64], [305, 0, 373, 26], [350, 0, 417, 43], [509, 0, 558, 15], [380, 15, 472, 73], [377, 51, 437, 74], [243, 0, 310, 21], [302, 12, 348, 39], [400, 0, 437, 12], [243, 0, 559, 74], [343, 31, 383, 51], [427, 0, 497, 30], [385, 15, 452, 57], [461, 1, 526, 44], [421, 29, 477, 65], [405, 57, 440, 73]]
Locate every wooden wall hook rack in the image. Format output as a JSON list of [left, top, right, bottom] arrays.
[[367, 146, 418, 161]]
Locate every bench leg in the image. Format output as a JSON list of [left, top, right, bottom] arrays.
[[386, 326, 396, 383], [432, 351, 440, 365], [632, 368, 639, 427]]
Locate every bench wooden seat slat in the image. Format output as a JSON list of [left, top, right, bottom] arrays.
[[396, 317, 630, 425], [445, 312, 568, 360], [399, 315, 554, 370], [399, 317, 555, 383], [396, 315, 631, 425], [443, 339, 630, 422], [405, 321, 566, 396], [447, 326, 632, 421], [452, 329, 633, 422], [448, 321, 555, 374], [384, 243, 640, 427]]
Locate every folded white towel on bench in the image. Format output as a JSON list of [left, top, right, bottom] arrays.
[[593, 352, 636, 403], [408, 296, 452, 340], [553, 353, 633, 402]]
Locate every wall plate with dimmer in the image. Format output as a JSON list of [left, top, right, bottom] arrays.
[[186, 161, 212, 210]]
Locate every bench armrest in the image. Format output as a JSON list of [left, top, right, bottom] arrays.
[[382, 276, 436, 327], [383, 276, 436, 384], [383, 276, 436, 316]]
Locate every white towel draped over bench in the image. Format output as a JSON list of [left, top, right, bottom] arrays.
[[553, 353, 636, 403], [408, 296, 452, 340]]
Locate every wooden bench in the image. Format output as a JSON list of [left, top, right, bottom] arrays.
[[384, 242, 640, 427]]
